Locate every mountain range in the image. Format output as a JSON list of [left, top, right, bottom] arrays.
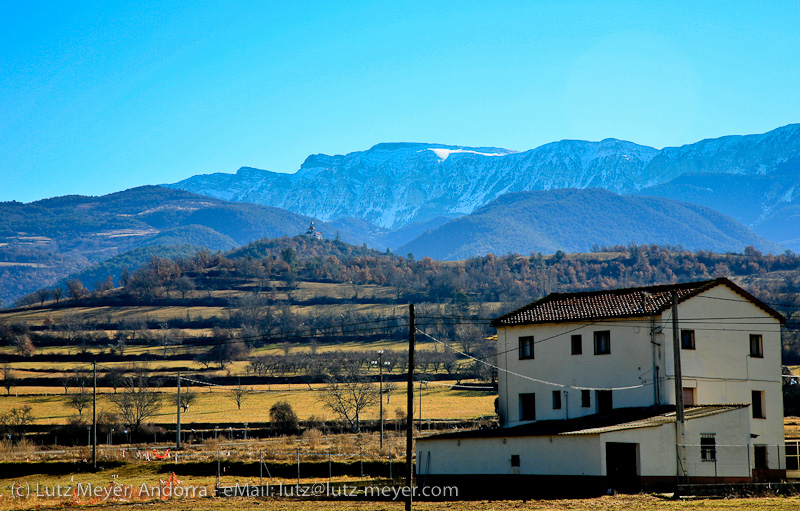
[[3, 123, 800, 306], [166, 124, 800, 249]]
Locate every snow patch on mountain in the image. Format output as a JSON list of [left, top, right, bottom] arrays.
[[428, 148, 507, 160]]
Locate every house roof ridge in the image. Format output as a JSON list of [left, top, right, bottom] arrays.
[[492, 278, 784, 326]]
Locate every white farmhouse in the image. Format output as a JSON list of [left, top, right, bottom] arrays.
[[417, 278, 786, 495]]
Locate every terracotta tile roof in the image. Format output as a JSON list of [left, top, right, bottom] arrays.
[[492, 278, 784, 327], [417, 405, 747, 441]]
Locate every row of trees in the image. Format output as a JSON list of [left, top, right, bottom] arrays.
[[14, 239, 800, 314], [1, 360, 421, 438]]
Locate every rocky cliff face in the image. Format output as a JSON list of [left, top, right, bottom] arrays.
[[167, 124, 800, 232]]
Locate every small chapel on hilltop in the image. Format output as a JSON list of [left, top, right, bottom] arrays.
[[304, 221, 323, 240]]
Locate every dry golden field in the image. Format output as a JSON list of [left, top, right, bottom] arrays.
[[0, 380, 496, 426]]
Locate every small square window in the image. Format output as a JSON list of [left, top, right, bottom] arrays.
[[581, 389, 591, 408], [594, 331, 611, 355], [571, 335, 582, 355], [552, 390, 562, 410], [510, 454, 520, 467], [681, 330, 695, 350], [750, 334, 763, 358], [519, 336, 534, 360]]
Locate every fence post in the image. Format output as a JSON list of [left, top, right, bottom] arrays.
[[260, 449, 263, 486], [297, 447, 300, 486], [329, 446, 332, 482], [360, 446, 363, 480]]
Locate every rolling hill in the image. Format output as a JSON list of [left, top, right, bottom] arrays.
[[397, 189, 782, 260], [0, 186, 355, 306]]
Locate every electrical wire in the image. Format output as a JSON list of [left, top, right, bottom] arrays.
[[415, 328, 648, 392]]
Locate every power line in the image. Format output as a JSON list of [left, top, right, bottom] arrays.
[[472, 321, 599, 361], [416, 328, 648, 392]]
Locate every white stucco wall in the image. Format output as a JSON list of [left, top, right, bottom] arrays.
[[659, 285, 784, 467], [595, 406, 752, 478], [417, 406, 754, 478], [417, 434, 601, 476], [497, 317, 656, 427], [495, 283, 784, 470]]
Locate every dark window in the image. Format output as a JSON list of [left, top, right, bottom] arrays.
[[519, 336, 534, 359], [754, 445, 768, 469], [752, 390, 766, 419], [750, 334, 763, 358], [519, 393, 536, 421], [597, 390, 613, 413], [786, 442, 800, 471], [581, 389, 591, 408], [701, 434, 716, 461], [510, 454, 520, 467], [594, 331, 611, 355], [571, 335, 582, 355], [552, 390, 562, 409], [681, 330, 695, 350]]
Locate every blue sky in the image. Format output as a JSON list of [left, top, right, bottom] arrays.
[[2, 1, 800, 203]]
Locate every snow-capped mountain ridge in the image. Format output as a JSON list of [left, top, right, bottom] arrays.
[[166, 124, 800, 231]]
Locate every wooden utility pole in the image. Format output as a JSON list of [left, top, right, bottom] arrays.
[[378, 350, 385, 450], [671, 291, 686, 484], [92, 361, 97, 470], [176, 369, 182, 449], [405, 304, 415, 511]]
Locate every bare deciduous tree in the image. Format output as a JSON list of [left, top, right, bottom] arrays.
[[67, 389, 91, 416], [108, 367, 162, 432], [13, 334, 35, 357], [102, 367, 125, 393], [34, 288, 51, 306], [1, 364, 17, 395], [177, 389, 197, 412], [383, 381, 398, 404], [66, 279, 87, 301], [0, 405, 34, 437], [229, 380, 250, 410], [318, 365, 379, 432], [175, 276, 195, 299], [455, 323, 483, 355]]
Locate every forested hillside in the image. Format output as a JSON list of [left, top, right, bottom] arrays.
[[6, 237, 800, 365], [397, 189, 782, 259], [0, 186, 351, 306]]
